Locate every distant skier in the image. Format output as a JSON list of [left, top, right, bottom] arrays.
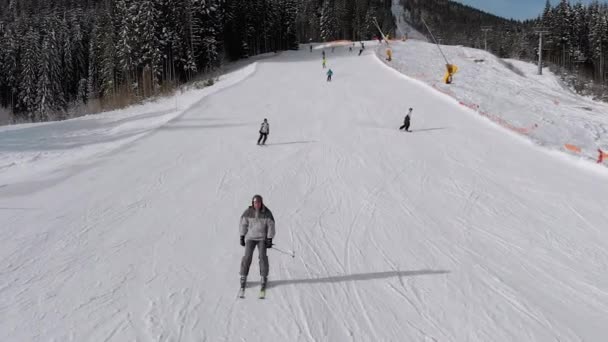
[[322, 50, 326, 59], [361, 41, 365, 50], [399, 108, 413, 132], [309, 44, 313, 53], [257, 118, 269, 145], [322, 57, 327, 68], [326, 68, 333, 82], [349, 45, 352, 52], [358, 48, 363, 56], [239, 194, 275, 293]]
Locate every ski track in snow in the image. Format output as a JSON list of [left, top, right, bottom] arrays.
[[1, 41, 608, 341]]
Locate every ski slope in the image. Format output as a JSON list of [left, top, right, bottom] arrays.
[[2, 43, 608, 341], [391, 0, 428, 42], [381, 39, 608, 162]]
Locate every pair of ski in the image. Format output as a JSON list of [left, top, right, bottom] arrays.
[[238, 285, 266, 299]]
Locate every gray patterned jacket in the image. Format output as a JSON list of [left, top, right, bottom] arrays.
[[240, 206, 275, 241]]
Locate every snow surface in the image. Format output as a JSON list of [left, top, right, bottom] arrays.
[[1, 43, 608, 341], [379, 39, 608, 162], [0, 63, 257, 187], [391, 0, 428, 42]]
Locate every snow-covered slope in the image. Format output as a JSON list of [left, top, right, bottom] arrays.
[[391, 0, 428, 41], [379, 39, 608, 162], [1, 43, 608, 341], [0, 63, 257, 187]]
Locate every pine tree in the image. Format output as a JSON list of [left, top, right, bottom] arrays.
[[115, 0, 135, 87], [285, 0, 299, 50], [199, 0, 224, 71], [0, 27, 17, 110], [364, 4, 378, 40], [18, 27, 40, 120], [135, 0, 162, 94], [320, 0, 338, 41], [588, 2, 607, 80], [572, 2, 589, 61], [37, 35, 54, 121], [99, 9, 118, 98]]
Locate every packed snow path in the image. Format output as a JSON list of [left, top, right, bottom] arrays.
[[2, 45, 608, 341]]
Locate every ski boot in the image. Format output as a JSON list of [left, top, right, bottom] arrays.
[[259, 276, 268, 299], [238, 276, 247, 298]]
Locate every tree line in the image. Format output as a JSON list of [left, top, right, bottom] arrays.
[[0, 0, 394, 123], [8, 0, 608, 123], [399, 0, 608, 97]]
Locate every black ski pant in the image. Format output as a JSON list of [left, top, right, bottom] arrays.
[[327, 75, 332, 82], [399, 123, 410, 131], [257, 133, 268, 145], [240, 239, 268, 277]]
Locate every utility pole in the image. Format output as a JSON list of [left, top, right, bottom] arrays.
[[535, 28, 550, 75], [481, 26, 492, 51]]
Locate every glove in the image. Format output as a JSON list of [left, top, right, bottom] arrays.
[[240, 236, 245, 247], [265, 238, 273, 249]]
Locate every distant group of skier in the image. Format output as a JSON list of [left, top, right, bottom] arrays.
[[318, 41, 367, 83]]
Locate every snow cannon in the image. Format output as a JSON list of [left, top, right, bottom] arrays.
[[386, 48, 393, 62], [444, 63, 458, 84]]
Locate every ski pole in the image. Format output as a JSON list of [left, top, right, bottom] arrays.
[[272, 246, 295, 258]]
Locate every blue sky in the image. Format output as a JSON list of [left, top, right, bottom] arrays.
[[455, 0, 603, 20]]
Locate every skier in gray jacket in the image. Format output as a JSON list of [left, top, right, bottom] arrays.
[[257, 118, 269, 145], [239, 194, 275, 289]]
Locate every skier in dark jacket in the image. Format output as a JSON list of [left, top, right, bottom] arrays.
[[239, 194, 275, 291], [399, 108, 413, 132], [257, 118, 269, 145]]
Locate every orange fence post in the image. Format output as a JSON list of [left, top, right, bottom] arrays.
[[598, 149, 606, 164], [565, 144, 582, 153]]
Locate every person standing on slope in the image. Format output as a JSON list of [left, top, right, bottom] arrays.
[[399, 108, 413, 132], [322, 57, 327, 68], [239, 194, 275, 290], [257, 118, 269, 145], [326, 68, 333, 82]]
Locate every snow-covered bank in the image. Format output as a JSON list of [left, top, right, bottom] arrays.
[[0, 63, 257, 186], [377, 39, 608, 164]]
